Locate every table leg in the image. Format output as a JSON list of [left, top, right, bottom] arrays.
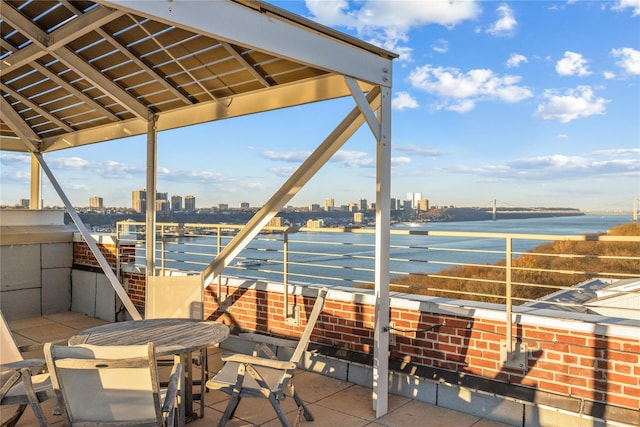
[[181, 352, 197, 422]]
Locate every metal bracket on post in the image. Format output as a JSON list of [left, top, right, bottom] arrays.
[[500, 341, 529, 370], [285, 304, 300, 326]]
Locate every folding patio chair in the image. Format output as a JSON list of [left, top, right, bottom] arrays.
[[206, 287, 328, 427], [0, 311, 54, 427], [146, 274, 208, 418], [44, 342, 182, 427]]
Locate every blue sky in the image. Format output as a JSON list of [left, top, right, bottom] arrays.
[[1, 0, 638, 211]]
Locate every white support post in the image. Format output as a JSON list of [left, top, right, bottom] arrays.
[[373, 85, 391, 417], [29, 154, 41, 209], [146, 114, 157, 278], [33, 153, 142, 320]]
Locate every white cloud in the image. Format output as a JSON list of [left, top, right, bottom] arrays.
[[392, 91, 419, 111], [304, 0, 480, 61], [603, 71, 617, 79], [395, 145, 444, 157], [0, 153, 30, 166], [262, 150, 311, 162], [269, 166, 297, 178], [611, 47, 640, 75], [506, 53, 527, 68], [456, 150, 640, 181], [536, 86, 608, 123], [432, 39, 449, 54], [48, 157, 91, 169], [556, 51, 592, 76], [391, 157, 411, 167], [408, 65, 533, 112], [611, 0, 640, 16], [487, 3, 517, 36], [593, 148, 640, 156], [306, 0, 481, 29], [331, 150, 374, 168]]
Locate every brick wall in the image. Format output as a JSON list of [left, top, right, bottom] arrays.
[[73, 239, 143, 308], [73, 240, 117, 268], [202, 284, 639, 419]]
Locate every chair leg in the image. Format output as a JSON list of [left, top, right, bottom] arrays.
[[289, 384, 313, 421], [217, 394, 241, 427], [268, 393, 290, 427], [22, 372, 48, 427], [3, 404, 27, 427]]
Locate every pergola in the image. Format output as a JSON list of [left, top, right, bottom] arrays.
[[0, 0, 397, 416]]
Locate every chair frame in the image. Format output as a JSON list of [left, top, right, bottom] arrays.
[[206, 287, 328, 427], [44, 342, 182, 427], [0, 311, 55, 427]]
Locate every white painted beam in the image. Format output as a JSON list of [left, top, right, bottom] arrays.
[[98, 0, 394, 86], [55, 47, 150, 120], [0, 96, 40, 152], [41, 75, 370, 152], [30, 154, 41, 210]]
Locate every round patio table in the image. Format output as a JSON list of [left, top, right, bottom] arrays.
[[69, 318, 229, 424]]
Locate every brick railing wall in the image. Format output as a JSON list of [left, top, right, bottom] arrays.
[[203, 284, 639, 419], [73, 240, 640, 423]]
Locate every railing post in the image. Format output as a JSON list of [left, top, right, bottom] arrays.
[[283, 229, 299, 324], [505, 236, 513, 346], [500, 235, 528, 370], [283, 229, 289, 287], [216, 225, 224, 305], [160, 225, 166, 275]]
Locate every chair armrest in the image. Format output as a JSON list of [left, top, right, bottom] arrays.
[[220, 353, 297, 370], [161, 361, 183, 413], [0, 359, 46, 370], [239, 333, 298, 349]]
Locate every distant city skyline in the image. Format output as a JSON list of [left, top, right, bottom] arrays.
[[1, 1, 638, 212]]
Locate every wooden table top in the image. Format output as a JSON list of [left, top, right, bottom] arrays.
[[68, 318, 229, 356]]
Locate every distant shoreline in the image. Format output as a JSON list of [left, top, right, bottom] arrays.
[[411, 207, 585, 223]]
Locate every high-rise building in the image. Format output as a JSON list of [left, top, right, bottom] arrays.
[[19, 199, 29, 208], [155, 199, 170, 213], [390, 198, 399, 210], [358, 199, 368, 211], [417, 199, 429, 212], [324, 198, 334, 211], [218, 203, 228, 210], [132, 189, 146, 213], [306, 219, 324, 228], [240, 202, 250, 209], [353, 212, 364, 224], [406, 192, 422, 209], [156, 192, 168, 201], [184, 195, 196, 212], [171, 195, 182, 212], [309, 203, 321, 212], [89, 197, 103, 209]]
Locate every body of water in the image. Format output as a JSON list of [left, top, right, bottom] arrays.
[[155, 214, 635, 287]]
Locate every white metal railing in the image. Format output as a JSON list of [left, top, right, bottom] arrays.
[[115, 221, 639, 347]]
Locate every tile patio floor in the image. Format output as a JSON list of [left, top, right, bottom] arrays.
[[5, 312, 512, 427]]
